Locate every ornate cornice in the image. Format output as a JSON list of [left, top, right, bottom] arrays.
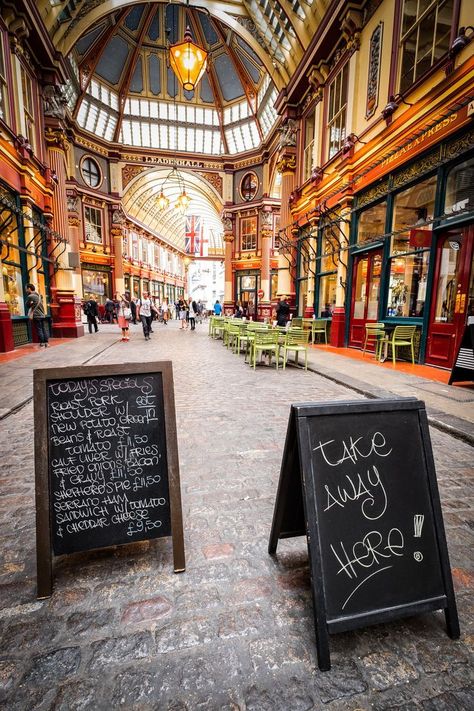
[[122, 165, 146, 188], [45, 127, 69, 152], [276, 154, 297, 174]]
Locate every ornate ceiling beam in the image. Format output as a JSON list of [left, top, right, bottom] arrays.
[[73, 7, 131, 120], [113, 5, 156, 142]]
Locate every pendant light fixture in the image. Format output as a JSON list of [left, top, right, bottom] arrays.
[[169, 26, 208, 92]]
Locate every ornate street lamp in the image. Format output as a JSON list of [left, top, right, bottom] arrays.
[[169, 26, 208, 91]]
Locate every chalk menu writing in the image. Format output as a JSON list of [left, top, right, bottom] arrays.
[[308, 409, 445, 618], [47, 373, 171, 555]]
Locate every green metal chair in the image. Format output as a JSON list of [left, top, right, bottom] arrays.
[[249, 329, 280, 369], [226, 321, 241, 352], [362, 322, 385, 358], [210, 316, 225, 339], [281, 330, 310, 370], [291, 317, 303, 329], [382, 325, 417, 365], [311, 319, 328, 344]]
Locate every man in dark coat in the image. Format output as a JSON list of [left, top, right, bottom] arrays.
[[84, 297, 99, 333], [276, 296, 290, 327]]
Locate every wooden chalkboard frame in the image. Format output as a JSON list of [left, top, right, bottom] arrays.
[[34, 361, 185, 598], [268, 398, 460, 671]]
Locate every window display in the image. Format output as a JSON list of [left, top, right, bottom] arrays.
[[2, 264, 25, 316], [386, 251, 430, 317]]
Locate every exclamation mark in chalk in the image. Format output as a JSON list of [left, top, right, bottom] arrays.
[[414, 514, 424, 537]]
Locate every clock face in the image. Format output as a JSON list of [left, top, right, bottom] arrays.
[[240, 172, 259, 201]]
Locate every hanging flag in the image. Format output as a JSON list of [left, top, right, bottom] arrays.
[[185, 215, 202, 255]]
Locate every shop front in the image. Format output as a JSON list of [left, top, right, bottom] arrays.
[[235, 271, 259, 319], [347, 133, 474, 366], [1, 186, 52, 348], [81, 264, 112, 305]]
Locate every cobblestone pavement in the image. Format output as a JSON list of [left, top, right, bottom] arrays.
[[0, 321, 472, 710]]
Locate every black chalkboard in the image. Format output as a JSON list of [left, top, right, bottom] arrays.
[[269, 398, 459, 671], [34, 362, 185, 598], [449, 323, 474, 384]]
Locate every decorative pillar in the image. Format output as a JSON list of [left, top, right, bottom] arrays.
[[110, 206, 125, 296], [276, 151, 297, 304], [44, 118, 83, 338], [66, 189, 83, 298], [258, 206, 273, 321], [222, 213, 234, 315], [330, 194, 353, 347], [305, 214, 319, 317]]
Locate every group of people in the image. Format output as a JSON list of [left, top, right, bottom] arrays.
[[176, 297, 205, 330]]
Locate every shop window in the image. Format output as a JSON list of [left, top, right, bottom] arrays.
[[432, 238, 460, 323], [444, 157, 474, 216], [318, 273, 337, 318], [399, 0, 453, 94], [303, 109, 315, 182], [357, 201, 387, 244], [0, 32, 9, 124], [141, 240, 148, 264], [241, 216, 257, 251], [2, 263, 25, 316], [392, 175, 436, 254], [81, 157, 102, 188], [386, 250, 430, 317], [82, 268, 110, 304], [84, 206, 102, 244], [327, 63, 348, 160], [20, 65, 36, 153]]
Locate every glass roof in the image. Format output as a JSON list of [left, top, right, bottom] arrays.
[[67, 2, 280, 155]]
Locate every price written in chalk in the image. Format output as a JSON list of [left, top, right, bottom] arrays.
[[47, 373, 171, 554]]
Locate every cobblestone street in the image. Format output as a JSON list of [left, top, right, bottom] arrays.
[[0, 322, 473, 710]]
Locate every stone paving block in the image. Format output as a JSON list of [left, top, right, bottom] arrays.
[[243, 676, 316, 711], [88, 632, 155, 672], [21, 646, 82, 686], [310, 659, 367, 703], [361, 650, 419, 691]]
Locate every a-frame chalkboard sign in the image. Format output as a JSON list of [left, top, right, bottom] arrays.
[[268, 398, 459, 671], [34, 361, 185, 598], [449, 323, 474, 385]]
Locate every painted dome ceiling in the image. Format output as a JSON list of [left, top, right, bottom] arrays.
[[65, 2, 283, 155]]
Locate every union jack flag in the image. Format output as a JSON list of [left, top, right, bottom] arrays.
[[185, 215, 202, 255]]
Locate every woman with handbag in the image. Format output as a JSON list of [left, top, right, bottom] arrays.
[[117, 293, 131, 342]]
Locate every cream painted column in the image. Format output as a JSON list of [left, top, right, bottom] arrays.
[[276, 152, 297, 300], [307, 215, 320, 316], [45, 125, 84, 337], [223, 220, 234, 315], [330, 195, 353, 347]]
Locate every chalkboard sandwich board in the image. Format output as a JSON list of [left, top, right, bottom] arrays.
[[268, 398, 460, 671], [34, 361, 185, 598]]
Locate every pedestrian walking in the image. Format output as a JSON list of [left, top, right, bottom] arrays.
[[214, 299, 222, 315], [276, 295, 290, 327], [104, 297, 115, 323], [188, 297, 198, 330], [162, 299, 169, 325], [25, 283, 49, 347], [83, 297, 99, 333], [130, 296, 137, 324], [117, 293, 131, 341], [137, 291, 155, 340], [178, 297, 187, 329]]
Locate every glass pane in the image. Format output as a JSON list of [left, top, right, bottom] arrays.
[[3, 264, 25, 316], [433, 239, 460, 322], [445, 158, 474, 216], [402, 0, 418, 35], [318, 273, 337, 317], [400, 30, 416, 93], [357, 202, 387, 244], [367, 254, 382, 320], [415, 11, 436, 82], [387, 250, 430, 317], [353, 257, 368, 319], [392, 175, 436, 254]]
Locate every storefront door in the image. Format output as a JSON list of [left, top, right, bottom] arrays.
[[425, 228, 474, 369], [349, 249, 383, 348]]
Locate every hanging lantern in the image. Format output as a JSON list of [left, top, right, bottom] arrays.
[[157, 189, 170, 211], [175, 190, 190, 212], [169, 27, 208, 91]]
